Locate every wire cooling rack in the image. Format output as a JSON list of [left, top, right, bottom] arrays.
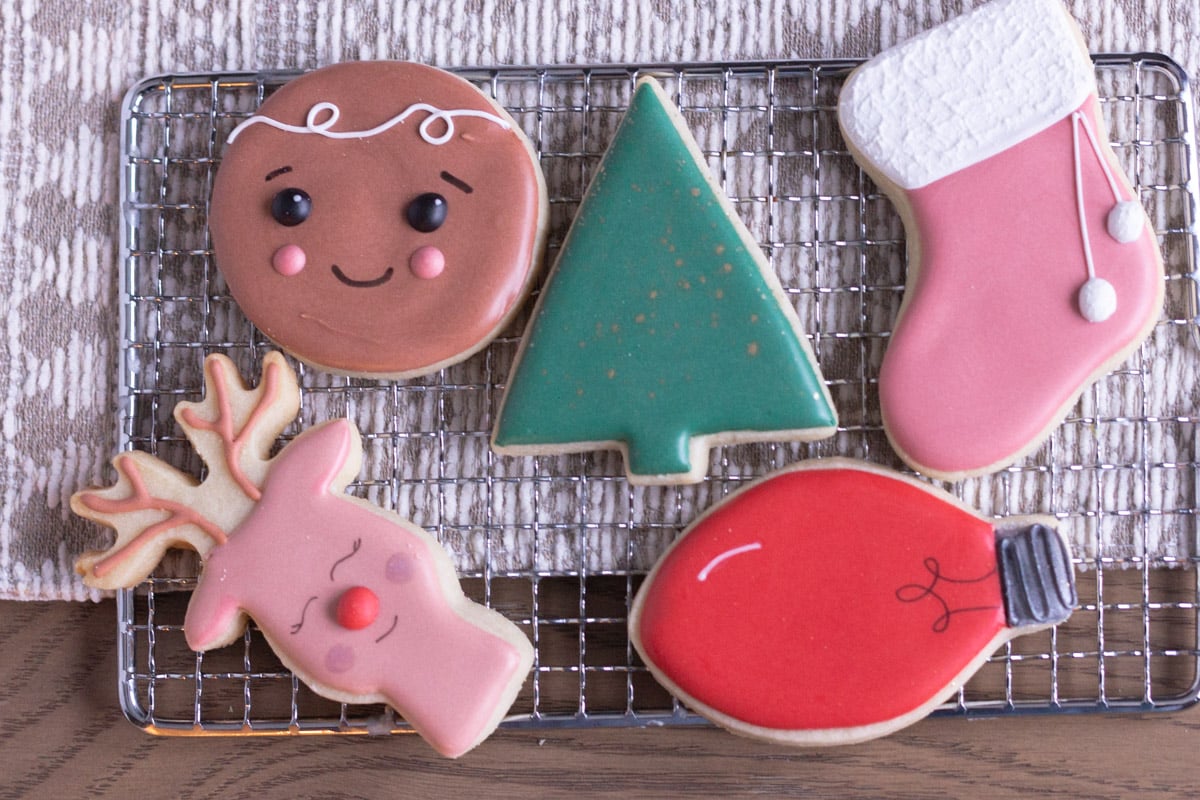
[[114, 56, 1200, 737]]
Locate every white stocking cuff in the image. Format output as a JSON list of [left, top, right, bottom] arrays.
[[838, 0, 1096, 190]]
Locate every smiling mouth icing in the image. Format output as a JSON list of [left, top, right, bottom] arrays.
[[331, 264, 395, 288]]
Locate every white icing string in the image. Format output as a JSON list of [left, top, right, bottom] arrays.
[[697, 542, 762, 582], [225, 100, 511, 146], [1071, 110, 1138, 324], [1071, 113, 1101, 286], [1080, 110, 1147, 245], [1074, 111, 1124, 204]]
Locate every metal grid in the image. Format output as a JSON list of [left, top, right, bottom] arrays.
[[115, 56, 1200, 736]]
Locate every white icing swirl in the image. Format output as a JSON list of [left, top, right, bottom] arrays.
[[226, 100, 510, 146]]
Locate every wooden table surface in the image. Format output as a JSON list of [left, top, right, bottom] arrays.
[[2, 598, 1198, 799]]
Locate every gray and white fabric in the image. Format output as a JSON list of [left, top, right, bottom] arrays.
[[2, 0, 1197, 600]]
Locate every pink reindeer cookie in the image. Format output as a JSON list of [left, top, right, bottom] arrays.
[[210, 62, 549, 378], [72, 352, 533, 757]]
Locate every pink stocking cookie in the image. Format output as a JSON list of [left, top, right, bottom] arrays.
[[72, 352, 533, 757], [210, 62, 548, 378], [630, 459, 1076, 745], [837, 0, 1164, 480]]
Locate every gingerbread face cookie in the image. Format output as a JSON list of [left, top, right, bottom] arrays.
[[210, 62, 548, 378]]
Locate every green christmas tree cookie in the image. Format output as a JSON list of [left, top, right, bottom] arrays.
[[492, 77, 837, 484]]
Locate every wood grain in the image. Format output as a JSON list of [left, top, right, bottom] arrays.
[[1, 598, 1198, 799]]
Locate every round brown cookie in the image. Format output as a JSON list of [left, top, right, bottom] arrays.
[[210, 61, 548, 378]]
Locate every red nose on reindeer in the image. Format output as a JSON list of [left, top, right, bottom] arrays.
[[336, 585, 381, 630]]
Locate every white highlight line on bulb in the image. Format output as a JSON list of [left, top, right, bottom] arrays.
[[697, 542, 763, 582]]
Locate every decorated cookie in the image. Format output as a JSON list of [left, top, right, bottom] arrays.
[[492, 77, 837, 484], [837, 0, 1164, 480], [630, 459, 1077, 745], [72, 352, 533, 757], [210, 62, 548, 378]]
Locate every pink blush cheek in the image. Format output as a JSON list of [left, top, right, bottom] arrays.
[[409, 245, 445, 279], [272, 244, 307, 276]]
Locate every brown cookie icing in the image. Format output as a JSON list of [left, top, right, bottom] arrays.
[[210, 61, 547, 377]]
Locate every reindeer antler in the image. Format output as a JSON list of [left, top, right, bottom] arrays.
[[72, 351, 300, 590], [175, 350, 298, 501]]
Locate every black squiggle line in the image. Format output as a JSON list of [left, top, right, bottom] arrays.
[[374, 615, 399, 643], [895, 557, 1000, 633], [291, 595, 319, 634], [329, 538, 363, 582]]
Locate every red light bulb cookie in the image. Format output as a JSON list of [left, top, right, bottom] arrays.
[[210, 62, 548, 378], [630, 459, 1077, 745]]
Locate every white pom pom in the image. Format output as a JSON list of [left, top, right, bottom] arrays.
[[1078, 277, 1117, 323], [1107, 200, 1143, 243]]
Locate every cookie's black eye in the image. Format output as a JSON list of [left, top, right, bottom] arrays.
[[271, 188, 312, 227], [406, 192, 447, 233]]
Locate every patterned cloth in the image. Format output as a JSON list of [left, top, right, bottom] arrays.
[[2, 0, 1197, 600]]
